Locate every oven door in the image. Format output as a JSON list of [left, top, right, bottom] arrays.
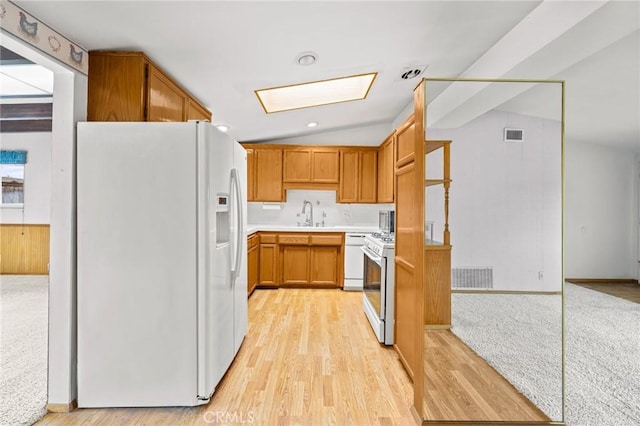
[[361, 246, 386, 320]]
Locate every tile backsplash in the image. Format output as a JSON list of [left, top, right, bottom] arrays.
[[247, 190, 393, 227]]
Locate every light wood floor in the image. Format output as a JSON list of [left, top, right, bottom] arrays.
[[571, 282, 640, 304], [38, 289, 416, 426], [423, 330, 549, 422]]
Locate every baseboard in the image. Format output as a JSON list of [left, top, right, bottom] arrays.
[[422, 422, 564, 425], [452, 290, 562, 295], [424, 324, 452, 330], [46, 399, 77, 413], [566, 278, 638, 284]]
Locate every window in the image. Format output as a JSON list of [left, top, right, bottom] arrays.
[[1, 150, 27, 206]]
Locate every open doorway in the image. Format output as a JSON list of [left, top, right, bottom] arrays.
[[0, 45, 53, 425]]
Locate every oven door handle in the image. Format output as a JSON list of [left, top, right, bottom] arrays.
[[361, 245, 383, 266]]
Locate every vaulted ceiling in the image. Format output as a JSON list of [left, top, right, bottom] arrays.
[[10, 1, 640, 151]]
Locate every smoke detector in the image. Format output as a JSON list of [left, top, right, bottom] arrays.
[[399, 65, 428, 80]]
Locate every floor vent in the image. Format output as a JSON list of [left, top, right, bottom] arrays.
[[452, 267, 494, 289]]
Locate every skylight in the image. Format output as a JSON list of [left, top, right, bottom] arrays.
[[0, 64, 53, 97], [255, 73, 377, 113]]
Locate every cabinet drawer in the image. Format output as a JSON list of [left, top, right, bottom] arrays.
[[248, 234, 259, 249], [279, 234, 310, 245], [259, 233, 277, 244], [310, 234, 343, 246]]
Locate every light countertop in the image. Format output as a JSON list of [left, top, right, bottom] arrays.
[[247, 225, 378, 235]]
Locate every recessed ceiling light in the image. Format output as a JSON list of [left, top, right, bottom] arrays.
[[216, 124, 229, 132], [296, 51, 318, 66], [307, 122, 318, 128], [255, 72, 377, 114]]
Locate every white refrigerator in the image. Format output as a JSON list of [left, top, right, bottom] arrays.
[[76, 121, 248, 407]]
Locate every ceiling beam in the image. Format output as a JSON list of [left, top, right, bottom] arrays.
[[427, 0, 612, 128]]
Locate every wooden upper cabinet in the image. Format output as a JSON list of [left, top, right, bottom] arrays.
[[147, 64, 186, 122], [87, 51, 211, 122], [339, 150, 359, 203], [396, 115, 415, 168], [283, 149, 311, 182], [254, 148, 284, 201], [339, 148, 377, 203], [311, 149, 339, 183], [88, 52, 146, 121], [283, 148, 339, 183], [186, 98, 211, 121], [377, 132, 395, 203], [359, 150, 378, 203]]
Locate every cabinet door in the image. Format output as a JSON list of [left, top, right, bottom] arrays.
[[311, 149, 340, 183], [309, 246, 340, 287], [147, 64, 187, 122], [281, 246, 309, 286], [255, 149, 283, 201], [396, 117, 415, 167], [87, 52, 146, 121], [248, 244, 259, 296], [258, 243, 278, 286], [283, 149, 311, 182], [378, 136, 395, 203], [186, 98, 211, 121], [246, 148, 256, 201], [359, 150, 378, 203], [338, 150, 359, 202]]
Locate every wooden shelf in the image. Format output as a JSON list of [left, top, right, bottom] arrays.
[[424, 244, 452, 251], [424, 140, 452, 155], [425, 179, 452, 187]]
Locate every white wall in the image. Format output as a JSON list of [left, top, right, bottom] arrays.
[[2, 30, 88, 407], [428, 110, 562, 291], [1, 132, 52, 224], [254, 122, 390, 146], [248, 189, 391, 227], [565, 140, 638, 279]]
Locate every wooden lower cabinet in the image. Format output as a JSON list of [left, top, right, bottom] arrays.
[[252, 231, 343, 288], [247, 234, 259, 297], [424, 248, 452, 326], [310, 246, 340, 286], [394, 262, 416, 381], [281, 246, 310, 286], [258, 234, 278, 287], [281, 245, 341, 288]]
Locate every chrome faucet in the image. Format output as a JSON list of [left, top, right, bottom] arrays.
[[301, 200, 313, 227]]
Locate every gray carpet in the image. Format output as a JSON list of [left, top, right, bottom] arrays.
[[451, 283, 640, 426], [0, 276, 48, 426]]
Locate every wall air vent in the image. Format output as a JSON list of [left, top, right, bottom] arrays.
[[451, 267, 494, 289], [504, 128, 524, 142]]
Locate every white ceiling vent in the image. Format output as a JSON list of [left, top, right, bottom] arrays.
[[504, 128, 524, 142], [398, 65, 428, 81]]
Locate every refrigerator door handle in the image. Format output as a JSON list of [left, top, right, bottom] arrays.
[[231, 168, 243, 279]]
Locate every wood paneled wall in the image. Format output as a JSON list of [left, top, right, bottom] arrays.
[[0, 224, 50, 274], [0, 103, 53, 132]]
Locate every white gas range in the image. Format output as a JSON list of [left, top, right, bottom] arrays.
[[361, 232, 395, 345]]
